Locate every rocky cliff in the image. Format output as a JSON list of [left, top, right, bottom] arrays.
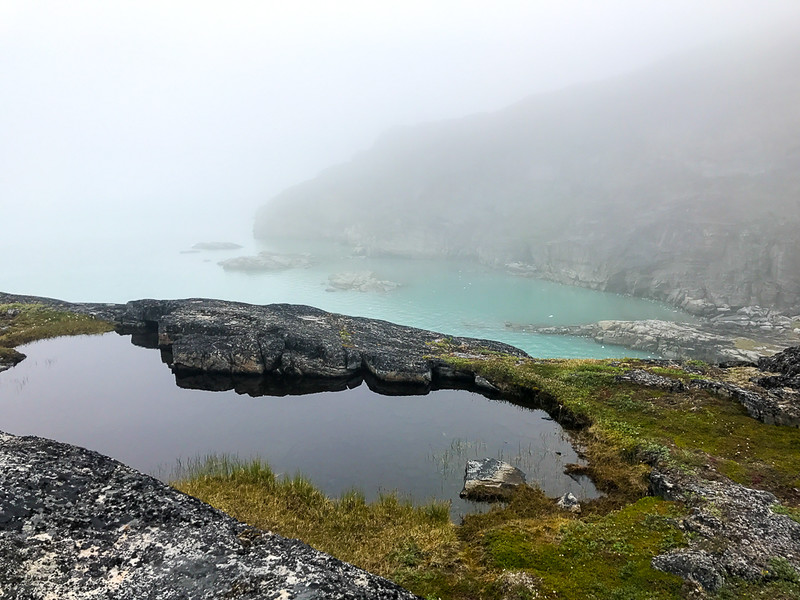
[[254, 34, 800, 315]]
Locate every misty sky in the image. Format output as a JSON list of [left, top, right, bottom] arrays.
[[2, 1, 800, 240]]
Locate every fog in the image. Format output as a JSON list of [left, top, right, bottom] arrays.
[[2, 0, 799, 245]]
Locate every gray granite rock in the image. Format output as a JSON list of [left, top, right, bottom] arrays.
[[616, 369, 685, 392], [650, 468, 800, 591], [555, 492, 581, 514], [460, 458, 526, 501], [0, 431, 420, 599], [116, 298, 526, 392]]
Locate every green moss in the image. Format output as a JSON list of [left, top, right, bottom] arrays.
[[772, 505, 800, 524], [0, 303, 114, 349], [445, 354, 800, 501], [481, 497, 685, 599]]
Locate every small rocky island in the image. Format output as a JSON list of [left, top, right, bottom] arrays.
[[2, 291, 800, 599]]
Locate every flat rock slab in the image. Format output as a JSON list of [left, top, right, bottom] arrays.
[[460, 458, 526, 500], [0, 431, 420, 599], [116, 299, 527, 390]]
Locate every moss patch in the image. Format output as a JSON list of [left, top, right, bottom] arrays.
[[0, 303, 114, 350]]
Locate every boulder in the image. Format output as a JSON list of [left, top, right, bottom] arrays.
[[555, 492, 582, 514], [650, 467, 800, 591], [460, 458, 526, 501]]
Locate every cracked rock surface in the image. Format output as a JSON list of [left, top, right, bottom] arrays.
[[650, 468, 800, 592], [116, 298, 527, 391], [0, 431, 420, 599]]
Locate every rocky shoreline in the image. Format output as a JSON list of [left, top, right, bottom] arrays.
[[3, 291, 800, 595], [516, 312, 800, 364]]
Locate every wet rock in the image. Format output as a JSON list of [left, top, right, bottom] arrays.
[[650, 467, 800, 591], [460, 458, 526, 501], [116, 298, 527, 392], [326, 272, 400, 293], [218, 251, 311, 272], [555, 492, 581, 514], [192, 241, 243, 250], [0, 431, 420, 599]]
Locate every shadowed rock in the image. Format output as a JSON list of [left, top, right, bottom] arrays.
[[0, 431, 420, 599]]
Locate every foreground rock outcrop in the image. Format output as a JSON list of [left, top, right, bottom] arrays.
[[0, 431, 420, 599]]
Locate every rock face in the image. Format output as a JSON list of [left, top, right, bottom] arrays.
[[254, 35, 800, 316], [650, 468, 800, 592], [460, 458, 526, 500], [0, 431, 420, 599], [116, 298, 527, 393]]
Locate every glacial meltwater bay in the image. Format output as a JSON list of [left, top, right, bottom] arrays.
[[1, 333, 598, 518], [1, 232, 690, 359]]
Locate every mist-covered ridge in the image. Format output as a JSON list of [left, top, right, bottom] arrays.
[[255, 34, 800, 315]]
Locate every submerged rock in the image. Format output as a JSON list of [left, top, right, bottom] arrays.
[[218, 251, 312, 272], [460, 458, 526, 500], [192, 241, 243, 250], [0, 431, 420, 599], [326, 271, 400, 293]]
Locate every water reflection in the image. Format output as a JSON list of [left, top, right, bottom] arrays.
[[0, 332, 598, 519]]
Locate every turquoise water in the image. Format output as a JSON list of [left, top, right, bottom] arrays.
[[1, 224, 685, 358]]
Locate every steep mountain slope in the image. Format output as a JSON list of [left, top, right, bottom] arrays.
[[255, 35, 800, 315]]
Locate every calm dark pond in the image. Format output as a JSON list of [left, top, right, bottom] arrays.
[[0, 333, 597, 518]]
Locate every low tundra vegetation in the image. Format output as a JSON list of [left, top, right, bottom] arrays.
[[0, 302, 114, 363]]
